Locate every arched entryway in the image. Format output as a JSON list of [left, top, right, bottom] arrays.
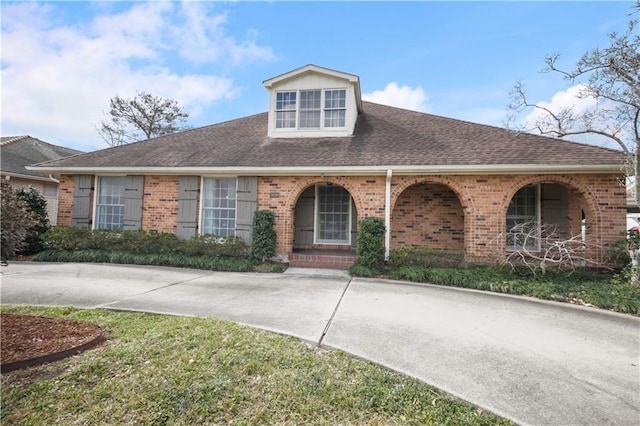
[[293, 183, 358, 250], [504, 179, 598, 260], [290, 182, 358, 269], [390, 181, 465, 252]]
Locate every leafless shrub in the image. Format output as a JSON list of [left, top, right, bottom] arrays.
[[503, 221, 604, 275]]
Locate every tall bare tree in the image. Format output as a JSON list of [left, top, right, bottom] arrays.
[[507, 2, 639, 200], [97, 91, 190, 147]]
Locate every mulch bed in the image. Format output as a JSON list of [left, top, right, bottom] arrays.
[[1, 314, 104, 372]]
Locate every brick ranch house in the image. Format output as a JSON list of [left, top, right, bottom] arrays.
[[31, 65, 627, 268]]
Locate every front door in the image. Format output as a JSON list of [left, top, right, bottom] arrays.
[[294, 187, 315, 247]]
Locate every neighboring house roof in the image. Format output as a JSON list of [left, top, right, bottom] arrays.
[[31, 102, 626, 176], [1, 136, 83, 182]]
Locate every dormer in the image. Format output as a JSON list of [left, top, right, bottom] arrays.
[[263, 64, 363, 138]]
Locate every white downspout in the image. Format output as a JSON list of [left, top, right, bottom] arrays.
[[385, 169, 392, 261]]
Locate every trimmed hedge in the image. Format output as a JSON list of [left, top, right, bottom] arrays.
[[34, 250, 254, 272], [250, 210, 277, 263], [389, 246, 465, 268], [36, 227, 252, 271], [42, 227, 246, 257], [356, 217, 385, 269]]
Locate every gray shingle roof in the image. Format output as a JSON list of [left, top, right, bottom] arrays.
[[1, 136, 83, 179], [33, 102, 626, 171]]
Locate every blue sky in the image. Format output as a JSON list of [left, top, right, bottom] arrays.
[[1, 1, 635, 151]]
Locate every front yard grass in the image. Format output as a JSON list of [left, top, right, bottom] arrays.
[[1, 306, 511, 426]]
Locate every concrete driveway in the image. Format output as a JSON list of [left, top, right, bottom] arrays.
[[2, 262, 639, 426]]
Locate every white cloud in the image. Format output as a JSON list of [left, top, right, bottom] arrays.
[[522, 84, 630, 151], [363, 82, 431, 113], [0, 2, 274, 151]]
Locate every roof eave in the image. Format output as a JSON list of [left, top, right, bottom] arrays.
[[27, 164, 625, 176], [1, 171, 60, 183]]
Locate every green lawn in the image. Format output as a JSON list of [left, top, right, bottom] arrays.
[[1, 306, 511, 425]]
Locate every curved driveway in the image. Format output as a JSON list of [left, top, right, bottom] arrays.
[[1, 262, 639, 426]]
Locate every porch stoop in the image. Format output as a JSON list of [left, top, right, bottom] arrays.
[[289, 250, 357, 270]]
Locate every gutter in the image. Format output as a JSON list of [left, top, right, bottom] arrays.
[[26, 164, 625, 176], [1, 171, 59, 184], [385, 169, 392, 261]]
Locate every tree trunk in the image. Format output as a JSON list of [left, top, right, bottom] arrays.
[[637, 142, 640, 206]]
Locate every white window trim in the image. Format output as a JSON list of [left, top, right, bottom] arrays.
[[198, 176, 238, 237], [92, 175, 126, 230], [274, 88, 347, 133], [313, 184, 352, 245], [506, 183, 541, 252]]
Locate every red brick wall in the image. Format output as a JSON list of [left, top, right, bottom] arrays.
[[57, 175, 74, 226], [391, 182, 464, 251], [55, 172, 626, 264], [390, 173, 625, 263], [141, 176, 181, 233]]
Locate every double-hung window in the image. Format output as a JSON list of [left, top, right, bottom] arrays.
[[275, 89, 347, 130], [324, 89, 346, 127], [299, 90, 321, 128], [275, 92, 297, 129], [201, 178, 237, 237], [96, 176, 126, 230], [506, 184, 540, 250], [316, 185, 351, 244]]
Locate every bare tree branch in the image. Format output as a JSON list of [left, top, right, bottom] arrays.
[[507, 3, 640, 199], [97, 92, 190, 147]]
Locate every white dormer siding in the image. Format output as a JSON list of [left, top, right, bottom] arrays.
[[263, 65, 362, 138]]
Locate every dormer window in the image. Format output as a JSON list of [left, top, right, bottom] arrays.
[[275, 89, 347, 130], [324, 89, 346, 127], [275, 91, 297, 128], [264, 64, 362, 138], [300, 90, 321, 128]]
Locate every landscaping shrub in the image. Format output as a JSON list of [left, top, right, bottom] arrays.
[[250, 210, 277, 263], [356, 217, 385, 270], [389, 246, 465, 268], [1, 180, 38, 260], [38, 228, 252, 271], [603, 237, 631, 270], [15, 186, 50, 255], [34, 249, 254, 272], [180, 234, 246, 258], [42, 226, 94, 251]]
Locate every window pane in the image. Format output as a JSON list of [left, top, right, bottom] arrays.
[[506, 185, 538, 250], [300, 90, 321, 109], [324, 89, 346, 128], [299, 90, 321, 128], [324, 110, 345, 128], [276, 92, 297, 128], [317, 185, 350, 242], [96, 176, 126, 230], [276, 92, 296, 110], [201, 178, 237, 237], [324, 89, 346, 109], [276, 111, 296, 129], [300, 110, 321, 128]]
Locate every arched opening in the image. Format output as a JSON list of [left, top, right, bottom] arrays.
[[390, 181, 465, 252], [505, 181, 592, 256], [293, 183, 358, 251]]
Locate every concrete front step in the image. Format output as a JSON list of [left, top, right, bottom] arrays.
[[289, 253, 357, 270]]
